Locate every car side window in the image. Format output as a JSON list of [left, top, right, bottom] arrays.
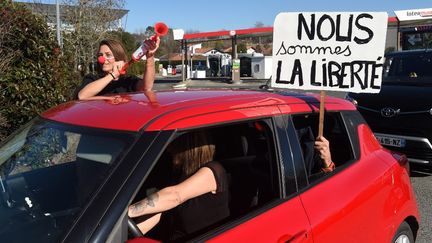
[[386, 54, 432, 79], [291, 112, 354, 183], [130, 119, 282, 242]]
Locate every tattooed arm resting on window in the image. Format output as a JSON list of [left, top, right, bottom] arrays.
[[128, 167, 217, 233]]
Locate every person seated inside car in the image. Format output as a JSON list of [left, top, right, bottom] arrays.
[[297, 126, 335, 175], [255, 120, 334, 173], [128, 131, 229, 240]]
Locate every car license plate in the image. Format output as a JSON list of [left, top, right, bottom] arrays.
[[375, 134, 406, 148]]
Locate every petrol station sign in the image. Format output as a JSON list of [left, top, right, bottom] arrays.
[[395, 8, 432, 21]]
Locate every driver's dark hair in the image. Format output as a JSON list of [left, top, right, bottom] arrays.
[[169, 131, 215, 176]]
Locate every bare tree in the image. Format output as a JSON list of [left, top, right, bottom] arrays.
[[61, 0, 126, 75], [254, 21, 264, 28]]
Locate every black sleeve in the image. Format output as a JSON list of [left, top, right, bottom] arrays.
[[73, 74, 98, 99], [122, 75, 141, 92], [103, 75, 140, 95], [203, 161, 228, 193]]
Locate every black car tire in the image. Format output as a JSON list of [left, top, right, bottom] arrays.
[[392, 221, 414, 243], [128, 217, 144, 238]]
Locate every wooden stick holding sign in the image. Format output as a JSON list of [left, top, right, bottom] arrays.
[[318, 90, 326, 138]]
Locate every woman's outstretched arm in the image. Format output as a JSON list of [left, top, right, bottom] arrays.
[[128, 167, 217, 218]]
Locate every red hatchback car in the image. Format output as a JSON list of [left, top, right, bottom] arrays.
[[0, 89, 419, 243]]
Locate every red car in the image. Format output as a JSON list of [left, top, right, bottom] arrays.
[[0, 89, 419, 243]]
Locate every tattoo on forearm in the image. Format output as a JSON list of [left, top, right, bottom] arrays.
[[131, 201, 146, 214], [130, 193, 159, 216], [146, 193, 159, 207]]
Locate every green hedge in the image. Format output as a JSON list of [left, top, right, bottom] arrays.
[[0, 1, 79, 139]]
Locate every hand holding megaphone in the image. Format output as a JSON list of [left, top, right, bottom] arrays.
[[131, 22, 168, 60], [121, 22, 168, 74]]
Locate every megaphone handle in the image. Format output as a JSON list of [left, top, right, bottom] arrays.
[[120, 60, 132, 75]]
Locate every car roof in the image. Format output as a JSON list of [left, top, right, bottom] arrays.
[[41, 89, 355, 132]]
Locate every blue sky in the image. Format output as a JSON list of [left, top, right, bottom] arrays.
[[15, 0, 432, 33], [125, 0, 431, 33]]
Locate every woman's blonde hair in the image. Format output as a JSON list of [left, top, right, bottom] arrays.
[[170, 131, 215, 176]]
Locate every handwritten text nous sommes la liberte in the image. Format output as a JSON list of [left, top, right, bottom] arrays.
[[275, 13, 383, 90]]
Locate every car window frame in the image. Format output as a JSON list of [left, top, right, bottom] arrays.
[[274, 115, 304, 194], [104, 116, 299, 243]]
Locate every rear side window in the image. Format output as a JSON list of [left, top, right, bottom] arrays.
[[291, 112, 354, 183], [384, 53, 432, 79]]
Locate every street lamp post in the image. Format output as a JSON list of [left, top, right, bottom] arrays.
[[181, 40, 185, 82], [56, 0, 62, 49], [230, 30, 241, 84]]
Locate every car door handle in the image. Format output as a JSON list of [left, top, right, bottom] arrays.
[[278, 230, 308, 243]]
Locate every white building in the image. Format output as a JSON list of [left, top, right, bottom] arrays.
[[239, 52, 272, 79], [251, 56, 272, 79]]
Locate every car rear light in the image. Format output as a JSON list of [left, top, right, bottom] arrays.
[[344, 94, 358, 106]]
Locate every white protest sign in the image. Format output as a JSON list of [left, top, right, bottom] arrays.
[[271, 12, 388, 93]]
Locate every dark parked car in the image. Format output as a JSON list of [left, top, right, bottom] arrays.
[[347, 49, 432, 166], [0, 90, 419, 242]]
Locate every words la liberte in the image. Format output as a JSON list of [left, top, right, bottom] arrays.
[[275, 58, 383, 90]]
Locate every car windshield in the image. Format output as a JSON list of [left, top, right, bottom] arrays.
[[383, 53, 432, 85], [0, 118, 136, 242]]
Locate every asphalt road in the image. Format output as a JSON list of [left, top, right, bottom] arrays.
[[410, 165, 432, 243], [154, 77, 431, 242]]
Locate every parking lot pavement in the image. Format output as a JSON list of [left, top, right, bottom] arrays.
[[154, 78, 430, 241], [410, 165, 432, 243]]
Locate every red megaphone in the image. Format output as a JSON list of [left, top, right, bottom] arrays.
[[152, 22, 169, 40]]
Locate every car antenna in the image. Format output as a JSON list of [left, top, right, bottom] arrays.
[[259, 76, 273, 90]]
